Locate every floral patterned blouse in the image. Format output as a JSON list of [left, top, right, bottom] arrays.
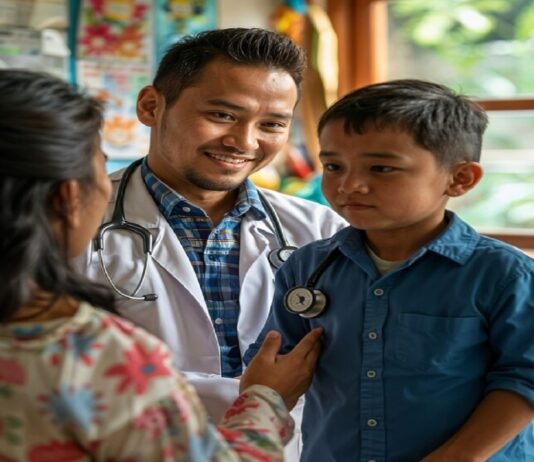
[[0, 303, 293, 461]]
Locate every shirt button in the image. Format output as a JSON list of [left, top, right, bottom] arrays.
[[208, 255, 217, 261], [182, 206, 191, 212], [367, 370, 377, 378], [367, 418, 378, 427], [373, 288, 384, 296], [368, 331, 378, 340], [214, 318, 223, 325]]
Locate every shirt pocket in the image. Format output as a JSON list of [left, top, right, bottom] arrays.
[[392, 313, 487, 371]]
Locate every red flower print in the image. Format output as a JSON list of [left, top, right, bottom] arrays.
[[104, 342, 172, 395], [0, 357, 25, 385], [223, 395, 260, 419], [217, 427, 242, 443], [88, 0, 105, 15], [101, 314, 135, 336], [132, 3, 149, 21], [27, 441, 85, 462], [115, 26, 143, 58], [80, 24, 117, 57]]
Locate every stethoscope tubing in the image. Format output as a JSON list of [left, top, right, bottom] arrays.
[[94, 159, 296, 302]]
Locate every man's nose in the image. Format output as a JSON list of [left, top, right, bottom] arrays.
[[221, 124, 259, 152]]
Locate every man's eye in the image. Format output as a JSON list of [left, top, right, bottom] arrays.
[[263, 121, 286, 129], [211, 112, 233, 121]]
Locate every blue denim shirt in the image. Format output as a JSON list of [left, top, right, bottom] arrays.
[[244, 212, 534, 462]]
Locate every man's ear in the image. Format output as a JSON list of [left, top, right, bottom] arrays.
[[446, 162, 484, 198], [137, 85, 164, 127], [54, 180, 82, 229]]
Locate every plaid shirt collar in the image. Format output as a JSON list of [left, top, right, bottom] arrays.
[[140, 158, 267, 221]]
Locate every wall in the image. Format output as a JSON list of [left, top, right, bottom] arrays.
[[218, 0, 282, 29]]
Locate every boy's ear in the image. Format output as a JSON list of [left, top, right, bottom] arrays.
[[136, 85, 165, 127], [446, 162, 483, 198], [54, 180, 82, 229]]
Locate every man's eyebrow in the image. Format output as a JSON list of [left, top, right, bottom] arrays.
[[206, 99, 292, 119], [319, 150, 406, 159]]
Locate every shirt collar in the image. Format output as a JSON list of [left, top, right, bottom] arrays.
[[338, 211, 480, 266], [141, 158, 266, 221]]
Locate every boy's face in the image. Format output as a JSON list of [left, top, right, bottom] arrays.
[[319, 120, 471, 249]]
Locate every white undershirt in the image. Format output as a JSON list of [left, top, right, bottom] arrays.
[[366, 246, 405, 275]]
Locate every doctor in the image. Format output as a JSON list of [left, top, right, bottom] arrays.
[[76, 27, 346, 458]]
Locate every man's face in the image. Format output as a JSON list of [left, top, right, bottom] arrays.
[[139, 58, 298, 198]]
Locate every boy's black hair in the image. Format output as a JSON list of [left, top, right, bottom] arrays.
[[0, 69, 115, 322], [318, 79, 489, 166], [153, 27, 306, 105]]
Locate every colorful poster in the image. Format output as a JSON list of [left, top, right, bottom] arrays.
[[76, 0, 217, 165], [154, 0, 217, 62], [76, 0, 152, 162]]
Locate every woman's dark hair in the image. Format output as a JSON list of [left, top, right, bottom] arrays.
[[318, 79, 489, 166], [153, 27, 306, 105], [0, 69, 115, 322]]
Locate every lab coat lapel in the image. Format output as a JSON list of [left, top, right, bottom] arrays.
[[122, 168, 208, 311]]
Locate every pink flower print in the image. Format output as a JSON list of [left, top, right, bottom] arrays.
[[104, 342, 172, 395], [0, 357, 26, 386], [27, 440, 86, 462], [80, 24, 117, 57], [133, 407, 168, 440]]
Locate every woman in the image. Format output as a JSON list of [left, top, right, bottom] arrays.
[[0, 69, 322, 461]]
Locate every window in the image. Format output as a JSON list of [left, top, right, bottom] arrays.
[[327, 0, 534, 250]]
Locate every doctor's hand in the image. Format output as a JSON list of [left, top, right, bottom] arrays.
[[240, 328, 323, 410]]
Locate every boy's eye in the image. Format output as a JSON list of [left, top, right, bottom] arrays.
[[323, 163, 340, 172], [371, 165, 397, 173]]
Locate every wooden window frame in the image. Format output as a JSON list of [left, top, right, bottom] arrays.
[[326, 0, 534, 249]]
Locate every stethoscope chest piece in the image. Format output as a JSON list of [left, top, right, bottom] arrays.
[[284, 286, 327, 318], [283, 247, 341, 319], [268, 245, 298, 269]]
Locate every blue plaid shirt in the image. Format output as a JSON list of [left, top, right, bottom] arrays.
[[141, 159, 266, 377]]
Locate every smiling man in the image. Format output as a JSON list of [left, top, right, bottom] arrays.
[[75, 28, 347, 461]]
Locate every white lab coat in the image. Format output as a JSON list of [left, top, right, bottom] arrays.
[[75, 166, 347, 459]]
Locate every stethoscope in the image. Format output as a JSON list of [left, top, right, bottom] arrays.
[[283, 247, 340, 318], [93, 158, 299, 302]]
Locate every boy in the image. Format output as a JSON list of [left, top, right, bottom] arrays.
[[244, 80, 534, 461]]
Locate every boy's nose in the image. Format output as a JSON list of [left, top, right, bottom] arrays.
[[222, 125, 259, 152], [339, 176, 370, 194]]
